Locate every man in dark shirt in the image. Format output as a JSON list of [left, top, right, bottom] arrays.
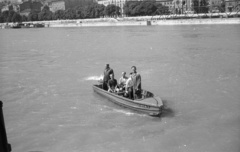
[[131, 66, 141, 99], [103, 64, 114, 90], [107, 74, 117, 93]]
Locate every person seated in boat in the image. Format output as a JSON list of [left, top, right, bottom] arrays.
[[131, 66, 142, 99], [103, 64, 114, 91], [118, 71, 128, 91], [107, 74, 118, 93], [125, 72, 134, 99]]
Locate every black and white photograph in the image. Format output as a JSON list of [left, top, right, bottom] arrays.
[[0, 0, 240, 151]]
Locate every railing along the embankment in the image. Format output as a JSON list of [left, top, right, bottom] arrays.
[[149, 11, 240, 20]]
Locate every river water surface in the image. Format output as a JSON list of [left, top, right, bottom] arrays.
[[0, 25, 240, 152]]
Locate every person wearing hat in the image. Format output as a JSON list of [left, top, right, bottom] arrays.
[[103, 64, 114, 91]]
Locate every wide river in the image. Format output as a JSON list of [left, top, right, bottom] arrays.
[[0, 25, 240, 152]]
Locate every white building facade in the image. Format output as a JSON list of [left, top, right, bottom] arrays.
[[97, 0, 142, 14], [156, 0, 174, 12], [49, 1, 65, 13]]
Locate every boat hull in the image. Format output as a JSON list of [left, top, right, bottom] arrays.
[[93, 84, 163, 116]]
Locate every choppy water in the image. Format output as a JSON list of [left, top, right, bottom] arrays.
[[0, 25, 240, 152]]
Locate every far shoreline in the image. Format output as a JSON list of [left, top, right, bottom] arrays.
[[33, 18, 240, 27], [1, 14, 240, 28]]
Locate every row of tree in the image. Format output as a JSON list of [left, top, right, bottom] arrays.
[[0, 3, 121, 23], [124, 1, 169, 16], [0, 10, 23, 23], [0, 1, 169, 23]]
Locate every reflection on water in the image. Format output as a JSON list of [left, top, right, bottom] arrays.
[[0, 25, 240, 152]]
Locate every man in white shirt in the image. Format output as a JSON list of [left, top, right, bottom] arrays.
[[125, 73, 134, 99], [119, 72, 128, 90]]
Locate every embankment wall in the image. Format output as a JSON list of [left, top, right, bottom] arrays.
[[46, 18, 240, 27], [1, 17, 240, 28]]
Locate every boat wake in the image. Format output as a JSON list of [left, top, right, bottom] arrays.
[[112, 109, 135, 116], [85, 75, 103, 81], [100, 105, 147, 117], [112, 109, 148, 117]]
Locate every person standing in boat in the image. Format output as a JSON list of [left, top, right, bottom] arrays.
[[107, 74, 118, 93], [103, 64, 114, 91], [131, 66, 141, 99]]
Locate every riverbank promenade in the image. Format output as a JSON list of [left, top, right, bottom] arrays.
[[1, 12, 240, 28]]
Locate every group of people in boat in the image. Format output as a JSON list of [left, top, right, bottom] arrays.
[[102, 64, 141, 100]]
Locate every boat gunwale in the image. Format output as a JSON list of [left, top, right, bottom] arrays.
[[93, 84, 161, 108]]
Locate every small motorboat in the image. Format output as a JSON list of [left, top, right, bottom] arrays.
[[20, 23, 31, 28], [93, 84, 163, 116]]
